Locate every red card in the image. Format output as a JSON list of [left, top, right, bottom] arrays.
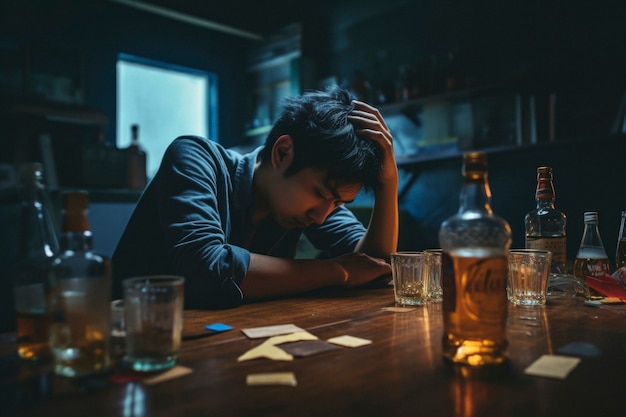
[[585, 274, 626, 300]]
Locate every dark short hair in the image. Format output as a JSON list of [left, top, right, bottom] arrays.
[[260, 85, 383, 193]]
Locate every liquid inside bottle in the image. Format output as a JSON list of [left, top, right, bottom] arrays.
[[48, 191, 111, 377]]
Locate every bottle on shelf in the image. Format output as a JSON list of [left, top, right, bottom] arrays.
[[615, 210, 626, 271], [438, 152, 512, 368], [48, 191, 111, 377], [11, 162, 59, 362], [573, 212, 611, 283], [127, 124, 147, 190], [524, 166, 567, 274]]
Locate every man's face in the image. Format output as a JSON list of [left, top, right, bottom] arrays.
[[266, 167, 362, 229]]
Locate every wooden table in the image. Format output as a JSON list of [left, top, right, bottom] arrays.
[[2, 286, 626, 417]]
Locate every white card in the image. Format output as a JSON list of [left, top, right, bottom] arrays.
[[241, 324, 305, 339], [524, 354, 581, 379], [327, 335, 372, 348]]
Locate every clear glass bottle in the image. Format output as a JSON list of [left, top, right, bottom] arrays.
[[525, 166, 567, 273], [438, 152, 512, 368], [48, 191, 111, 377], [615, 210, 626, 271], [11, 162, 59, 362], [127, 124, 147, 190], [573, 212, 611, 283]]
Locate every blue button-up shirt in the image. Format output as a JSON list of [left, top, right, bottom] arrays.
[[112, 136, 366, 308]]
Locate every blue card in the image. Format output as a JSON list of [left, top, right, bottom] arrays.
[[205, 323, 234, 333]]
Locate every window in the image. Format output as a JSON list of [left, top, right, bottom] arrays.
[[116, 54, 216, 179]]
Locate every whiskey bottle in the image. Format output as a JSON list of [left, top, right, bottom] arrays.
[[525, 167, 567, 273], [48, 191, 111, 377], [11, 162, 59, 362], [127, 124, 147, 190], [573, 212, 611, 283], [439, 152, 512, 368]]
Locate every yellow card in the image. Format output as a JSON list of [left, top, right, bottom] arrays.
[[237, 331, 318, 362], [524, 354, 580, 379], [326, 335, 372, 348], [142, 366, 193, 385], [246, 372, 297, 386]]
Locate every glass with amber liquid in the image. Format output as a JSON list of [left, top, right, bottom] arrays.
[[11, 163, 58, 362], [48, 191, 111, 377], [439, 152, 512, 367]]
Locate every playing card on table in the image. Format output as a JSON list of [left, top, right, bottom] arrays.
[[242, 324, 305, 339]]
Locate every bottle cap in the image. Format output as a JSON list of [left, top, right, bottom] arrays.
[[463, 152, 487, 172], [583, 212, 598, 223], [537, 166, 553, 179]]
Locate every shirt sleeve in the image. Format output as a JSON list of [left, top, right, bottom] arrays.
[[157, 137, 250, 309], [304, 206, 366, 258]]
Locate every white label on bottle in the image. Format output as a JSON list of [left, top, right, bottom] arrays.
[[526, 237, 566, 263]]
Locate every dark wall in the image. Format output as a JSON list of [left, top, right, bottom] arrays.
[[0, 0, 258, 148]]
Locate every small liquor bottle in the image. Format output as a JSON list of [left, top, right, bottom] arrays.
[[127, 124, 147, 190], [48, 191, 111, 377], [573, 212, 611, 283], [11, 162, 59, 362], [525, 167, 567, 273], [439, 152, 512, 368]]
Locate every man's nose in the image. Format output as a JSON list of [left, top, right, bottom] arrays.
[[307, 202, 335, 225]]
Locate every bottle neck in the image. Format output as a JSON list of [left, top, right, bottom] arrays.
[[17, 184, 59, 258], [579, 221, 606, 250], [459, 174, 493, 215], [535, 179, 556, 209], [618, 213, 626, 240], [59, 230, 93, 252]]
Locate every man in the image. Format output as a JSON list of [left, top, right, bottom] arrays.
[[112, 86, 398, 308]]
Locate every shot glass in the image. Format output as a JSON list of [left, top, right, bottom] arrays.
[[391, 252, 428, 306], [110, 299, 126, 364], [424, 249, 443, 302], [507, 249, 552, 306], [123, 275, 185, 371]]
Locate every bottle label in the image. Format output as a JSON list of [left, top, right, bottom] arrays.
[[442, 252, 508, 322], [526, 237, 566, 264]]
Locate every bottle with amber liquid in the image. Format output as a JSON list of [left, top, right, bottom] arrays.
[[573, 212, 611, 283], [11, 162, 59, 362], [48, 191, 111, 377], [127, 124, 147, 190], [525, 167, 567, 273], [439, 152, 512, 368]]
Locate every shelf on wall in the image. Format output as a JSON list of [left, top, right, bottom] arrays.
[[11, 102, 108, 126]]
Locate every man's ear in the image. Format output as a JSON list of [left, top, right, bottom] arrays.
[[271, 135, 294, 171]]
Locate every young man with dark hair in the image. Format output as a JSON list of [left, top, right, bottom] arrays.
[[112, 86, 398, 308]]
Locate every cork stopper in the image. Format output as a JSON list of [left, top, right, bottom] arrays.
[[463, 152, 487, 180], [583, 211, 598, 224]]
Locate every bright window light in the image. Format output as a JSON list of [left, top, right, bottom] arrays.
[[116, 54, 215, 180]]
